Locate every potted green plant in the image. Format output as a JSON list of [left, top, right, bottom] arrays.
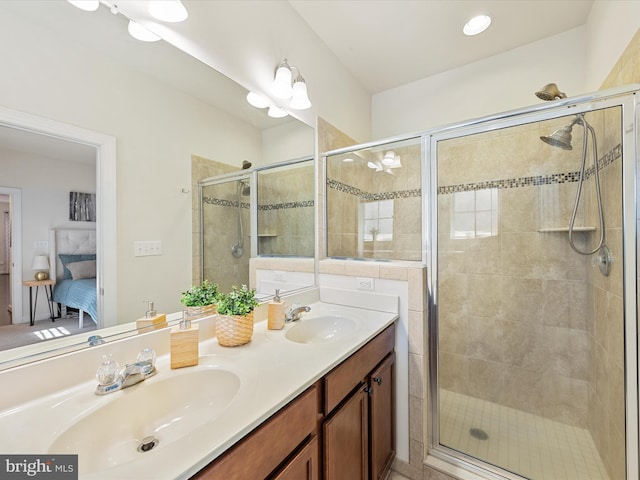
[[180, 279, 220, 318], [215, 285, 260, 347]]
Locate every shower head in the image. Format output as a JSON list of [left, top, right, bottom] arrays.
[[241, 160, 252, 170], [535, 83, 567, 101], [540, 125, 573, 150]]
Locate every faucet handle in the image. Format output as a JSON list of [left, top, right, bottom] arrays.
[[96, 354, 120, 386], [136, 348, 157, 366]]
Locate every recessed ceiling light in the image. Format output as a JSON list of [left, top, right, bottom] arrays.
[[463, 15, 491, 36]]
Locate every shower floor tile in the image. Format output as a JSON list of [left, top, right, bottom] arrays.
[[439, 389, 610, 480]]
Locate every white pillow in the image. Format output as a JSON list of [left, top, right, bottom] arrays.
[[66, 260, 96, 280]]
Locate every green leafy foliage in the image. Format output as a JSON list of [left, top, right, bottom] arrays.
[[180, 279, 220, 307], [216, 284, 259, 316]]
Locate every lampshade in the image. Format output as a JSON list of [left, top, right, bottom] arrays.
[[381, 151, 396, 166], [32, 255, 49, 271], [67, 0, 100, 12], [128, 20, 161, 42], [290, 75, 311, 110], [267, 105, 288, 118], [272, 61, 293, 99], [246, 91, 270, 109], [148, 0, 188, 22]]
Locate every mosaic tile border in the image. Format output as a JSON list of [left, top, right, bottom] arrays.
[[258, 200, 314, 211], [202, 197, 313, 211], [327, 179, 421, 201], [202, 197, 249, 209], [438, 143, 621, 194]]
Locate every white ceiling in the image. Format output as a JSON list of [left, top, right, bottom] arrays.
[[0, 0, 595, 159], [289, 0, 594, 93]]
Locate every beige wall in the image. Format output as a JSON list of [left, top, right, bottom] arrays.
[[257, 163, 314, 257], [325, 140, 422, 261]]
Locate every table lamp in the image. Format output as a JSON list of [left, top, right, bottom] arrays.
[[32, 255, 50, 281]]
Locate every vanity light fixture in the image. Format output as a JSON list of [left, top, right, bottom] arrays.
[[367, 161, 383, 172], [246, 92, 271, 109], [66, 0, 100, 12], [381, 151, 396, 166], [267, 105, 288, 118], [463, 14, 492, 36], [272, 59, 312, 110], [148, 0, 189, 23], [127, 20, 161, 42]]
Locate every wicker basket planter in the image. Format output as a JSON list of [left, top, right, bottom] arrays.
[[185, 304, 217, 319], [215, 312, 254, 347]]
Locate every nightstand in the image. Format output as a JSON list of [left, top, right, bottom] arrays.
[[22, 279, 56, 326]]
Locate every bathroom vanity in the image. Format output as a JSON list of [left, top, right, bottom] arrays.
[[192, 324, 396, 480], [0, 290, 398, 480]]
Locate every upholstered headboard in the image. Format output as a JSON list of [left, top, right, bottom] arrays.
[[48, 228, 97, 280]]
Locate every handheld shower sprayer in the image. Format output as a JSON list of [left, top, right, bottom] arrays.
[[231, 160, 252, 258]]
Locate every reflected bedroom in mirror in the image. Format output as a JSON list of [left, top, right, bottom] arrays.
[[0, 0, 315, 369]]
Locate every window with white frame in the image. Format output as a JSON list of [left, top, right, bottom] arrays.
[[363, 199, 394, 241], [450, 188, 499, 239]]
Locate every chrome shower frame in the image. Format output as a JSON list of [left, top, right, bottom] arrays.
[[425, 85, 640, 480]]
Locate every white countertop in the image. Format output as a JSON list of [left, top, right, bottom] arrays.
[[0, 300, 398, 480]]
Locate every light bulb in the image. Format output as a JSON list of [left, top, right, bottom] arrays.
[[128, 20, 161, 42], [148, 0, 188, 22], [272, 61, 293, 99]]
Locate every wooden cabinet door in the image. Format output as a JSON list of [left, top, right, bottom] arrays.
[[323, 384, 369, 480], [272, 436, 319, 480], [369, 352, 395, 480]]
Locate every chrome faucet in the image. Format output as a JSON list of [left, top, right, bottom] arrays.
[[95, 349, 157, 395], [285, 305, 311, 323]]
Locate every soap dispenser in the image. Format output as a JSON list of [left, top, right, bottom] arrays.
[[136, 301, 168, 333], [267, 289, 285, 330], [170, 311, 199, 369]]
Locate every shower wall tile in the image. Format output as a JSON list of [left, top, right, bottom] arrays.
[[466, 314, 503, 363], [542, 374, 589, 427], [501, 365, 544, 415], [467, 358, 504, 403]]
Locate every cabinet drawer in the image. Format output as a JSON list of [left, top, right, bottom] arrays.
[[192, 383, 319, 479], [324, 324, 395, 414]]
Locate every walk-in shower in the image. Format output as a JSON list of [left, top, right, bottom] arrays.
[[427, 86, 638, 480]]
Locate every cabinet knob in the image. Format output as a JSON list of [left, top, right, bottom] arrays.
[[373, 376, 382, 385], [363, 385, 373, 395]]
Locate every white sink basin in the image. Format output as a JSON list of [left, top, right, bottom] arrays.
[[285, 315, 357, 344], [48, 368, 240, 474]]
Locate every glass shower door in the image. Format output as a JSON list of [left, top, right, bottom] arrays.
[[200, 176, 251, 292], [433, 105, 627, 480]]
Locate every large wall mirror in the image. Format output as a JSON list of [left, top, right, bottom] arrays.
[[0, 1, 315, 369]]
